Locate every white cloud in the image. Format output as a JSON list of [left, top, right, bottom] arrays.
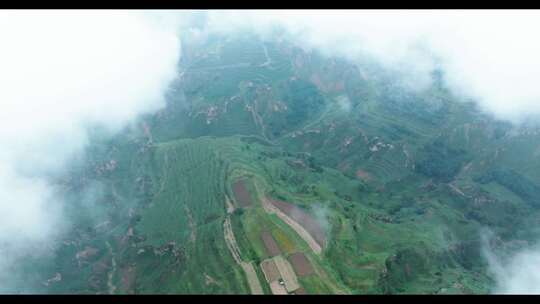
[[483, 236, 540, 294], [201, 9, 540, 122], [3, 9, 540, 293], [0, 10, 180, 290], [492, 249, 540, 294]]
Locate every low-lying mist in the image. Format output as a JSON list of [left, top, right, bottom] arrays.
[[3, 10, 540, 294], [0, 10, 180, 291], [200, 10, 540, 124]]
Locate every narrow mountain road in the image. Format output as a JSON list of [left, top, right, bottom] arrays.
[[259, 43, 272, 67], [223, 216, 264, 294], [105, 241, 117, 295]]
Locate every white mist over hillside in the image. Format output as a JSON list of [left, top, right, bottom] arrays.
[[486, 244, 540, 294], [0, 10, 180, 290], [3, 9, 540, 294], [201, 10, 540, 123]]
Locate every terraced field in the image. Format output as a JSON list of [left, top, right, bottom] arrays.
[[25, 32, 540, 295], [288, 252, 314, 277], [232, 180, 254, 208], [111, 137, 264, 294]]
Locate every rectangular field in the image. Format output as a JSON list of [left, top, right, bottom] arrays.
[[232, 180, 253, 208], [269, 199, 326, 248], [273, 255, 300, 292], [260, 258, 280, 283], [261, 231, 281, 257], [269, 281, 288, 295], [240, 261, 264, 295], [288, 252, 314, 277]]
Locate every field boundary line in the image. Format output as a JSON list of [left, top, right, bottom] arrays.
[[223, 216, 264, 294]]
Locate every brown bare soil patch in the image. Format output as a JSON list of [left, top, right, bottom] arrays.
[[232, 180, 253, 208], [260, 258, 280, 283], [293, 287, 307, 295], [269, 199, 326, 248], [356, 169, 371, 181], [288, 252, 314, 277], [120, 266, 136, 294], [76, 246, 99, 260], [261, 231, 281, 257]]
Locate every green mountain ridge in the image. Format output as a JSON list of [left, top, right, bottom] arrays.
[[12, 33, 540, 294]]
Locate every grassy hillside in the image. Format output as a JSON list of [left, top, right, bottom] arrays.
[[19, 33, 540, 295]]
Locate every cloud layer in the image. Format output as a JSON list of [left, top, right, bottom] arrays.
[[487, 246, 540, 294], [201, 10, 540, 123], [0, 10, 180, 290], [2, 9, 540, 293]]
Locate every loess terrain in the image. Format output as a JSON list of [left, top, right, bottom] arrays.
[[13, 33, 540, 295]]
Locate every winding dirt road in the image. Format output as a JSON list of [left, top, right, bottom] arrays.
[[105, 241, 117, 294], [223, 216, 264, 294]]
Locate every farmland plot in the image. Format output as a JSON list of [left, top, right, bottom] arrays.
[[261, 197, 323, 254], [232, 180, 254, 208], [270, 199, 327, 248], [261, 231, 281, 257], [273, 255, 300, 292], [260, 259, 280, 283], [288, 252, 314, 277]]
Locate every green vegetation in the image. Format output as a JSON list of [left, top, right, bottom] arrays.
[[23, 32, 540, 295], [416, 138, 471, 182], [476, 169, 540, 207]]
